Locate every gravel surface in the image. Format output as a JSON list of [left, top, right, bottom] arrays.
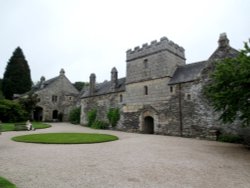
[[0, 123, 250, 188]]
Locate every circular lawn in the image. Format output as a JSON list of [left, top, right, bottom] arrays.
[[12, 133, 118, 144]]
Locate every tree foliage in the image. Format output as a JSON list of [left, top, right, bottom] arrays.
[[2, 47, 32, 99], [107, 108, 120, 127], [73, 82, 89, 92], [0, 79, 4, 99], [69, 107, 81, 124], [18, 92, 39, 119], [87, 109, 97, 127], [204, 41, 250, 126], [0, 99, 28, 122]]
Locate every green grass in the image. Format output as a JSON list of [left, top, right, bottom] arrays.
[[0, 176, 16, 188], [12, 133, 118, 144], [0, 122, 51, 132]]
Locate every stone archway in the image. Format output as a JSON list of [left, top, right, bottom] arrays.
[[143, 116, 154, 134], [52, 110, 58, 120], [33, 106, 43, 121]]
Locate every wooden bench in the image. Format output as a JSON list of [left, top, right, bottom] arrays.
[[14, 123, 28, 131]]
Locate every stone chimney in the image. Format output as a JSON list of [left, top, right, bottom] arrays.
[[60, 68, 65, 76], [89, 73, 96, 95], [218, 33, 230, 48], [111, 67, 118, 91], [40, 76, 46, 89]]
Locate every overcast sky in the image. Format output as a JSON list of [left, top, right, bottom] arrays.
[[0, 0, 249, 83]]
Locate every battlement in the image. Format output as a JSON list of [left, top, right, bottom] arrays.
[[126, 37, 185, 61]]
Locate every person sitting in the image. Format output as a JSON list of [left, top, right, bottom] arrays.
[[26, 120, 35, 131]]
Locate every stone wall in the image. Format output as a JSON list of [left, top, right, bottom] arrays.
[[126, 37, 185, 84], [125, 77, 172, 104], [35, 74, 79, 121], [80, 91, 124, 125]]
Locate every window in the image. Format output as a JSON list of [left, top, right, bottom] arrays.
[[143, 59, 148, 68], [187, 94, 191, 100], [144, 86, 148, 95], [170, 86, 173, 93], [120, 94, 123, 102], [37, 98, 41, 102], [52, 95, 58, 102]]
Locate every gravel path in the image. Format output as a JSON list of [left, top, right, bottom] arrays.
[[0, 123, 250, 188]]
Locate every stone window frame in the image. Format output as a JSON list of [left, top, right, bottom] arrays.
[[143, 59, 148, 68], [186, 93, 191, 100], [170, 86, 173, 93], [119, 94, 123, 103], [52, 95, 58, 102], [144, 86, 148, 95]]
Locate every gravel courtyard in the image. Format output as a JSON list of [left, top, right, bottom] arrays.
[[0, 123, 250, 188]]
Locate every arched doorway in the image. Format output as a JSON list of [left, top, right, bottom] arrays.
[[143, 116, 154, 134], [33, 107, 43, 121], [52, 110, 58, 120]]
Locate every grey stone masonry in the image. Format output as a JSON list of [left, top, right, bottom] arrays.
[[126, 37, 186, 84], [126, 37, 185, 61]]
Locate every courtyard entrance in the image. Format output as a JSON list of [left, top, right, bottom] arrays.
[[33, 106, 43, 121], [53, 110, 58, 120], [143, 116, 154, 134]]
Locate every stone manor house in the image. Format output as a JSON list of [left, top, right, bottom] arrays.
[[32, 33, 239, 138]]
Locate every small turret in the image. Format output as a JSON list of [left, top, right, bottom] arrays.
[[89, 73, 96, 95], [111, 67, 118, 91]]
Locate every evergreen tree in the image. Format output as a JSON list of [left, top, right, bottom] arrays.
[[2, 47, 32, 99], [0, 78, 4, 99]]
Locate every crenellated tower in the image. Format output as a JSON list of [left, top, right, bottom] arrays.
[[126, 36, 186, 84]]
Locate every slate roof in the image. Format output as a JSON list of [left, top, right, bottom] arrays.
[[168, 61, 207, 85], [32, 75, 79, 96], [81, 77, 126, 98], [32, 76, 60, 92]]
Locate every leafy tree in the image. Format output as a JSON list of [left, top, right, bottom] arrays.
[[0, 99, 28, 122], [73, 82, 89, 92], [2, 47, 32, 99], [18, 92, 39, 119], [87, 109, 97, 127], [107, 108, 120, 127], [204, 41, 250, 126], [69, 107, 81, 124]]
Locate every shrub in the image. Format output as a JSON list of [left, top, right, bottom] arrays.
[[87, 109, 97, 127], [218, 134, 243, 144], [0, 99, 28, 122], [91, 120, 109, 129], [239, 127, 250, 146], [69, 107, 81, 124], [107, 108, 120, 127]]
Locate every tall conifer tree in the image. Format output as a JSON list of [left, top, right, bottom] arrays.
[[2, 47, 32, 99]]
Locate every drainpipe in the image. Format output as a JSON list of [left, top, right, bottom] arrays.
[[178, 83, 183, 136]]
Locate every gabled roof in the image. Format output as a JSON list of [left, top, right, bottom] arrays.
[[168, 61, 207, 85], [32, 69, 79, 95], [81, 77, 126, 98], [32, 76, 60, 92]]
